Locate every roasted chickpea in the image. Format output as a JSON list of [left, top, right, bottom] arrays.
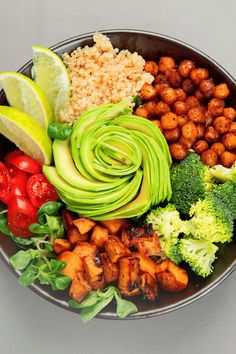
[[175, 88, 187, 101], [179, 136, 195, 149], [158, 56, 175, 73], [223, 107, 236, 121], [214, 83, 230, 99], [211, 142, 225, 157], [178, 60, 195, 77], [190, 68, 209, 85], [172, 101, 188, 116], [155, 82, 170, 95], [182, 121, 198, 140], [160, 87, 177, 105], [229, 122, 236, 134], [201, 149, 218, 166], [222, 133, 236, 150], [185, 96, 200, 109], [182, 78, 195, 94], [194, 88, 205, 101], [193, 140, 209, 155], [213, 116, 231, 134], [221, 151, 236, 168], [155, 101, 171, 117], [161, 112, 178, 129], [199, 78, 215, 99], [163, 127, 180, 142], [144, 61, 159, 76], [205, 126, 220, 143], [177, 115, 189, 127], [166, 69, 182, 87], [134, 105, 149, 118], [205, 110, 214, 126], [154, 73, 168, 84], [140, 84, 157, 101], [153, 120, 163, 131], [196, 124, 205, 139], [169, 143, 188, 160], [144, 101, 158, 117], [207, 98, 225, 116], [187, 107, 205, 123]]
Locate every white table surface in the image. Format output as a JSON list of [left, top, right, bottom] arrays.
[[0, 1, 236, 353]]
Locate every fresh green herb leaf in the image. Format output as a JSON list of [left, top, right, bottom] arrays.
[[80, 296, 114, 323], [0, 213, 12, 236], [51, 275, 71, 291], [114, 293, 138, 318], [49, 259, 67, 272], [48, 122, 73, 141], [10, 249, 37, 270], [69, 292, 99, 309], [29, 223, 51, 234], [11, 236, 34, 249], [133, 95, 143, 109], [19, 266, 38, 286], [37, 201, 63, 224]]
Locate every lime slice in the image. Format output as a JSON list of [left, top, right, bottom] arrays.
[[32, 45, 70, 120], [0, 106, 52, 165], [0, 72, 53, 129]]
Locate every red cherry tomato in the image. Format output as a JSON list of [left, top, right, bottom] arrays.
[[4, 150, 24, 168], [10, 155, 41, 174], [7, 196, 38, 238], [0, 167, 28, 205], [26, 174, 58, 208], [0, 162, 11, 201]]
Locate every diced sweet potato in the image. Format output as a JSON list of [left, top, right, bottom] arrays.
[[118, 257, 141, 297], [57, 251, 83, 280], [62, 209, 77, 230], [155, 260, 189, 292], [100, 253, 119, 283], [91, 225, 109, 249], [69, 271, 92, 303], [121, 224, 153, 247], [132, 252, 156, 278], [100, 219, 129, 234], [140, 272, 158, 301], [104, 235, 131, 263], [53, 238, 71, 254], [136, 234, 161, 257], [67, 226, 88, 246], [73, 242, 97, 258], [83, 254, 105, 290], [73, 218, 96, 234]]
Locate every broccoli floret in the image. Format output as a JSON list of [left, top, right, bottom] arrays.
[[210, 181, 236, 220], [210, 163, 236, 183], [179, 238, 218, 278], [189, 195, 234, 243], [159, 239, 182, 264], [170, 152, 215, 215]]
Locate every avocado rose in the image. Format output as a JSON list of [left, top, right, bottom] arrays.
[[43, 101, 172, 220]]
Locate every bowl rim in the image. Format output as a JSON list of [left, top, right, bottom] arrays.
[[1, 28, 236, 320]]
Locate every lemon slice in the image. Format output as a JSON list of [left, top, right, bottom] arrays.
[[0, 106, 52, 165], [0, 72, 53, 129], [32, 45, 70, 120]]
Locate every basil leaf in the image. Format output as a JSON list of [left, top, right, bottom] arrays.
[[79, 296, 114, 323], [114, 293, 138, 318], [11, 236, 34, 249], [10, 249, 37, 270], [69, 292, 99, 309], [19, 266, 38, 286], [51, 275, 71, 291], [29, 223, 51, 234]]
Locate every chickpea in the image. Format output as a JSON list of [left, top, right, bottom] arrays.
[[221, 151, 236, 168], [161, 112, 178, 129], [179, 60, 195, 77], [205, 126, 220, 143], [229, 122, 236, 134], [207, 98, 225, 116], [214, 83, 230, 99], [205, 110, 214, 126], [182, 121, 198, 140], [163, 127, 180, 142], [194, 88, 205, 101], [223, 107, 236, 121], [193, 140, 209, 155], [175, 88, 187, 101], [144, 61, 159, 76], [222, 133, 236, 150], [179, 136, 195, 149], [172, 101, 188, 116], [155, 101, 171, 117], [199, 78, 215, 99], [196, 124, 205, 139], [160, 87, 177, 105], [140, 84, 158, 101], [135, 105, 149, 118], [166, 69, 182, 87], [213, 116, 231, 134], [185, 96, 200, 109], [211, 142, 225, 157], [144, 101, 158, 117], [155, 82, 170, 95], [169, 143, 188, 160], [182, 78, 195, 94], [153, 120, 163, 131], [201, 149, 218, 166], [158, 56, 175, 73], [154, 73, 168, 84], [187, 107, 205, 123], [177, 115, 189, 127], [190, 68, 209, 85]]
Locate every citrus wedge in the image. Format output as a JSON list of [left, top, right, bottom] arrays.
[[32, 45, 70, 120], [0, 72, 53, 129], [0, 106, 52, 165]]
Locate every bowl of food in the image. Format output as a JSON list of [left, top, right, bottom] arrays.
[[0, 29, 235, 322]]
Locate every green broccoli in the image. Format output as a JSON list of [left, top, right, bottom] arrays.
[[210, 163, 236, 183], [179, 238, 218, 278], [170, 152, 215, 215], [210, 181, 236, 220]]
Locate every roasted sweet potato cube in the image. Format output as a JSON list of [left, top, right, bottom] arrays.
[[104, 235, 131, 263], [132, 252, 156, 278], [136, 234, 161, 257], [118, 257, 141, 297], [121, 224, 154, 247], [67, 227, 88, 246], [140, 273, 158, 301], [100, 219, 129, 234], [100, 252, 119, 283], [83, 254, 105, 290], [69, 271, 92, 303], [73, 218, 96, 234], [155, 260, 189, 292], [62, 209, 77, 230], [57, 251, 83, 280], [91, 225, 109, 249], [53, 238, 71, 254], [73, 242, 97, 258]]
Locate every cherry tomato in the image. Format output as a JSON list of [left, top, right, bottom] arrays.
[[10, 155, 41, 174], [0, 167, 28, 205], [7, 196, 38, 238], [0, 162, 11, 201], [26, 174, 58, 208], [4, 150, 24, 168]]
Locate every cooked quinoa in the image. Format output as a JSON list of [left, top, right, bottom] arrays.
[[60, 33, 153, 123]]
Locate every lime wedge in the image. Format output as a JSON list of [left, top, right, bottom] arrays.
[[32, 45, 70, 120], [0, 72, 53, 129], [0, 106, 52, 165]]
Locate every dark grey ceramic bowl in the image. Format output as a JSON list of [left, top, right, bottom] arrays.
[[0, 29, 236, 320]]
